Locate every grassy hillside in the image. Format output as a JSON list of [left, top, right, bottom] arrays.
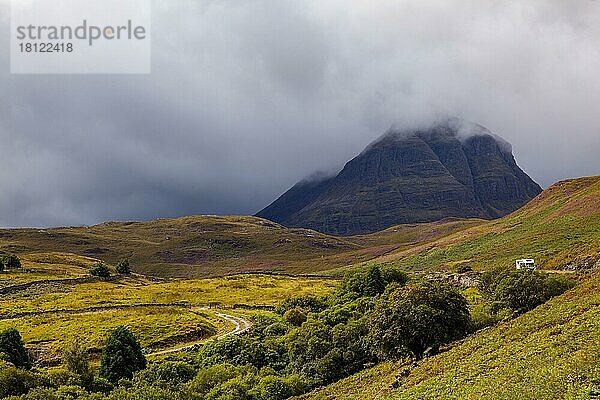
[[299, 269, 600, 400], [1, 176, 598, 280], [0, 274, 334, 363], [375, 176, 600, 272], [0, 216, 480, 278]]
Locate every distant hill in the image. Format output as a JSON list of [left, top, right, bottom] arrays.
[[0, 176, 598, 279], [0, 216, 479, 279], [257, 118, 542, 235]]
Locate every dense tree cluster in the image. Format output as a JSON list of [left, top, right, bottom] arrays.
[[0, 264, 576, 400]]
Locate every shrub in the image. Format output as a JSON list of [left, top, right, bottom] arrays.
[[45, 368, 82, 388], [62, 340, 92, 387], [89, 262, 111, 278], [369, 283, 471, 360], [99, 326, 146, 383], [0, 328, 31, 369], [250, 374, 309, 400], [482, 268, 576, 313], [115, 258, 131, 275], [337, 265, 386, 300], [198, 336, 282, 369], [275, 296, 327, 315], [0, 361, 38, 398], [381, 266, 409, 286], [1, 254, 21, 270], [133, 361, 195, 388], [283, 308, 307, 327], [187, 364, 242, 396]]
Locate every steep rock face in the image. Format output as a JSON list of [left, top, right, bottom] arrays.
[[257, 119, 542, 235]]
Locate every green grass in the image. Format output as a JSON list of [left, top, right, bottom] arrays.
[[0, 307, 216, 361], [295, 361, 402, 400], [0, 274, 335, 363], [0, 252, 99, 287], [0, 275, 336, 315]]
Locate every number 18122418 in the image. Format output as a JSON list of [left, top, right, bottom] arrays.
[[19, 42, 73, 53]]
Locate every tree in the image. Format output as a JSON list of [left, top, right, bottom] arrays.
[[90, 262, 111, 278], [335, 265, 384, 301], [481, 268, 576, 313], [63, 340, 93, 387], [369, 283, 471, 360], [283, 308, 307, 327], [1, 255, 21, 270], [362, 265, 386, 297], [115, 258, 131, 275], [99, 326, 146, 382], [0, 328, 31, 369]]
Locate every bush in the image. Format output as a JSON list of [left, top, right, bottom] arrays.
[[187, 364, 242, 396], [275, 296, 327, 316], [381, 266, 409, 286], [369, 283, 471, 360], [250, 374, 309, 400], [283, 308, 307, 327], [336, 265, 386, 300], [62, 340, 92, 387], [482, 268, 576, 313], [0, 361, 38, 398], [0, 328, 31, 369], [99, 326, 146, 382], [116, 258, 131, 275], [133, 361, 195, 388], [198, 336, 283, 369], [89, 262, 111, 278], [45, 368, 82, 388], [1, 254, 21, 270]]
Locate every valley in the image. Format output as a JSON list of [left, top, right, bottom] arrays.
[[0, 175, 598, 399]]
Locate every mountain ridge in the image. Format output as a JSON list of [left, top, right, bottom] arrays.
[[257, 119, 542, 235]]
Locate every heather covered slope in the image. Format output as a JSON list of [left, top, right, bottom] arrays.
[[299, 270, 600, 400], [376, 175, 600, 272], [257, 119, 542, 235], [0, 216, 481, 279]]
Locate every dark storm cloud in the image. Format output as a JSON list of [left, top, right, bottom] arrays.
[[1, 0, 599, 227]]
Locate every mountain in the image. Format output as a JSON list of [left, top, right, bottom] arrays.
[[257, 118, 543, 235]]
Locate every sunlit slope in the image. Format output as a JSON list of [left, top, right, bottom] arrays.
[[388, 271, 600, 399], [300, 271, 600, 400], [0, 215, 480, 278], [376, 176, 600, 271]]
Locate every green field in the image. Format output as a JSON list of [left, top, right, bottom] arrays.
[[0, 274, 335, 364]]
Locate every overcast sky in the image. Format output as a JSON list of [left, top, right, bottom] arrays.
[[1, 0, 599, 227]]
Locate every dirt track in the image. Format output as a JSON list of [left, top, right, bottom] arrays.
[[148, 312, 252, 356]]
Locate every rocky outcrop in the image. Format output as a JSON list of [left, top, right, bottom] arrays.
[[257, 119, 542, 235]]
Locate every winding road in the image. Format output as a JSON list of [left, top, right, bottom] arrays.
[[148, 312, 252, 356]]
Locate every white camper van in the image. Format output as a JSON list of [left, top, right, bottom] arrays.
[[515, 259, 536, 270]]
